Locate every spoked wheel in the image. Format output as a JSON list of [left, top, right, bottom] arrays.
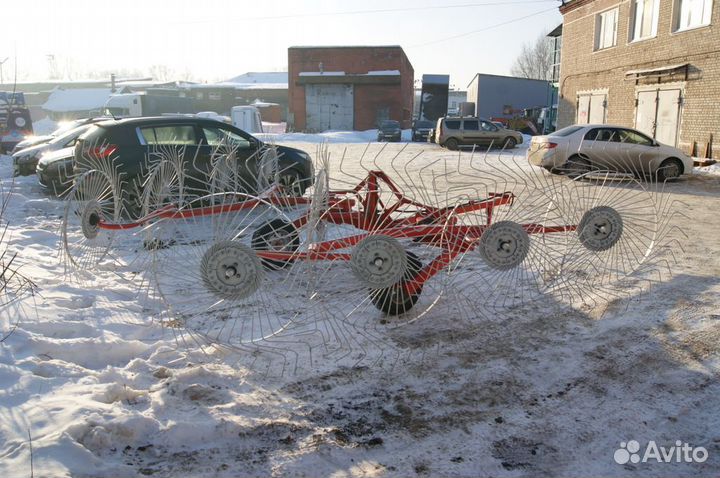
[[443, 180, 571, 313], [553, 171, 659, 294], [147, 193, 313, 346], [62, 169, 120, 269]]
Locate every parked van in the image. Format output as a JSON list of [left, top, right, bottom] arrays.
[[434, 116, 523, 150], [231, 106, 263, 134]]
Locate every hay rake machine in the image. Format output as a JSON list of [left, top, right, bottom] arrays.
[[60, 141, 680, 368]]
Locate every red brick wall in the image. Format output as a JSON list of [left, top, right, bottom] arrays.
[[288, 46, 414, 131]]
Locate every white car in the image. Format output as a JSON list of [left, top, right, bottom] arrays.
[[527, 125, 694, 181], [12, 124, 92, 176]]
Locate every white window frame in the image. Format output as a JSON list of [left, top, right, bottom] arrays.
[[630, 0, 660, 41], [673, 0, 714, 32], [595, 7, 619, 50]]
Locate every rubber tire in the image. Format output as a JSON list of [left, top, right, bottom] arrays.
[[251, 218, 300, 270], [445, 138, 459, 151], [565, 155, 592, 179], [504, 137, 517, 149], [656, 158, 683, 182], [278, 169, 307, 197], [544, 166, 563, 175], [370, 251, 423, 316]]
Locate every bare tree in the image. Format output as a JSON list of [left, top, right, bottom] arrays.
[[510, 31, 553, 81]]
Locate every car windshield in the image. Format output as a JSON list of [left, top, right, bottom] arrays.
[[552, 125, 585, 137], [51, 120, 85, 137], [49, 125, 90, 145], [381, 121, 400, 128], [414, 121, 433, 128]]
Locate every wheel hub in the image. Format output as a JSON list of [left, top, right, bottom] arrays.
[[350, 235, 408, 288], [200, 241, 263, 300], [578, 206, 623, 251], [80, 200, 103, 240], [478, 221, 530, 270]]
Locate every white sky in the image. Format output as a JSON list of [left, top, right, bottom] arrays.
[[3, 0, 562, 89]]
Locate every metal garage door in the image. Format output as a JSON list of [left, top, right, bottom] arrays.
[[635, 88, 681, 146], [577, 93, 607, 124], [305, 84, 354, 132]]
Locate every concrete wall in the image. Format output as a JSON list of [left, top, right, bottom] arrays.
[[558, 0, 720, 157]]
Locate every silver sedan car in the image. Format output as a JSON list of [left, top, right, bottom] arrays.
[[527, 125, 694, 181]]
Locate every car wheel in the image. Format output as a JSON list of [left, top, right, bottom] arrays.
[[656, 158, 683, 182], [543, 166, 563, 175], [370, 251, 423, 316], [504, 137, 517, 149], [278, 169, 306, 196], [445, 138, 459, 151], [251, 218, 300, 270], [565, 155, 592, 179]]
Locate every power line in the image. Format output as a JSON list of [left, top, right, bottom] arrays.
[[409, 6, 559, 48], [175, 0, 559, 24]]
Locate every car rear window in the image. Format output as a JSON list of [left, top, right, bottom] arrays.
[[552, 126, 584, 137], [444, 120, 461, 130], [139, 125, 197, 145]]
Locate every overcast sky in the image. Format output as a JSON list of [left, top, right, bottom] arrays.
[[3, 0, 561, 89]]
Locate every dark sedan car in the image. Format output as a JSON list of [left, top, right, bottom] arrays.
[[411, 120, 433, 142], [71, 116, 314, 211], [377, 120, 402, 142]]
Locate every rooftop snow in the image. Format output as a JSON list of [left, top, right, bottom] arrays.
[[366, 70, 400, 76], [298, 71, 346, 77], [225, 72, 288, 84], [42, 87, 126, 112]]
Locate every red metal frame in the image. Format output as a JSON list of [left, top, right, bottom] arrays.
[[98, 171, 577, 295]]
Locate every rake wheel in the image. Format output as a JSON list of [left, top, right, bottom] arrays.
[[147, 193, 309, 345], [62, 169, 119, 269]]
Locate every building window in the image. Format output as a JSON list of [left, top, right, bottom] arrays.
[[630, 0, 660, 41], [208, 92, 222, 101], [595, 8, 618, 50], [551, 35, 562, 83], [674, 0, 714, 31]]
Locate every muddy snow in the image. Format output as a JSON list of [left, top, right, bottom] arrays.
[[0, 139, 719, 478]]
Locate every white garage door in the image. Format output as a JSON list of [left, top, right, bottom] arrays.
[[634, 88, 681, 147], [305, 84, 354, 132], [577, 93, 607, 124]]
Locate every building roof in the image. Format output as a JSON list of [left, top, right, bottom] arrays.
[[559, 0, 596, 14], [224, 72, 288, 85], [42, 87, 130, 112], [467, 73, 551, 88], [548, 24, 563, 37], [422, 74, 450, 85], [185, 72, 289, 90]]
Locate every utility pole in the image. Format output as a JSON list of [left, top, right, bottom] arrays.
[[0, 58, 8, 86]]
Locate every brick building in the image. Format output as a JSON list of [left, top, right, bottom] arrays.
[[558, 0, 719, 157], [287, 46, 414, 132]]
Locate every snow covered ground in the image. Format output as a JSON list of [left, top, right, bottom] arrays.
[[0, 142, 719, 477]]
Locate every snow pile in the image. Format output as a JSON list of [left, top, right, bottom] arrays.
[[259, 129, 383, 143], [693, 160, 720, 176], [32, 117, 59, 136]]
